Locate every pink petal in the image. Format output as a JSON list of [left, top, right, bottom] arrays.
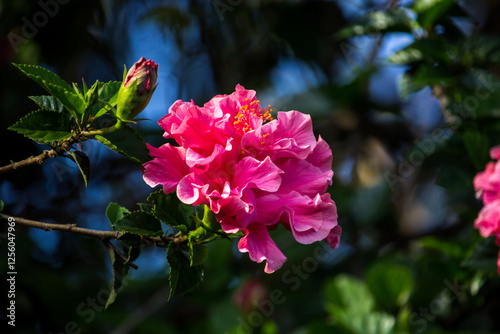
[[306, 136, 334, 181], [490, 145, 500, 160], [177, 173, 206, 206], [233, 156, 283, 192], [142, 143, 189, 194], [326, 225, 342, 249], [242, 110, 317, 160], [475, 200, 500, 238], [238, 223, 287, 274], [275, 158, 332, 197], [256, 192, 339, 244]]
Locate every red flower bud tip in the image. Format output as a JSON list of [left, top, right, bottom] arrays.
[[124, 57, 158, 96]]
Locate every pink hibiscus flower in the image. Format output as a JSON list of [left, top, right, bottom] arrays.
[[143, 84, 341, 273], [474, 145, 500, 274]]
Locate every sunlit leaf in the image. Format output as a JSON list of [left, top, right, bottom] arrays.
[[106, 202, 131, 225], [8, 109, 73, 143], [29, 95, 65, 112], [335, 9, 416, 40], [366, 263, 414, 310], [111, 211, 163, 236], [95, 124, 151, 164]]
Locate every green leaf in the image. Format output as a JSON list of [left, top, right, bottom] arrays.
[[420, 236, 467, 259], [365, 263, 414, 310], [104, 243, 140, 309], [8, 109, 73, 143], [460, 35, 500, 66], [399, 66, 456, 98], [167, 243, 204, 300], [106, 202, 131, 225], [412, 0, 457, 30], [335, 9, 416, 40], [29, 95, 65, 112], [189, 243, 209, 267], [13, 63, 73, 92], [331, 308, 396, 334], [112, 211, 163, 236], [390, 37, 454, 66], [324, 275, 375, 315], [46, 82, 86, 119], [14, 63, 86, 120], [148, 190, 183, 225], [463, 131, 489, 170], [0, 200, 4, 212], [95, 124, 151, 164], [462, 236, 499, 273], [67, 151, 91, 187]]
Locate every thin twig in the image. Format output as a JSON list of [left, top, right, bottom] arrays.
[[0, 214, 180, 245], [0, 149, 58, 174]]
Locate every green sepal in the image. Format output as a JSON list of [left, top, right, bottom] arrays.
[[93, 81, 122, 118], [115, 80, 156, 121], [8, 109, 73, 143]]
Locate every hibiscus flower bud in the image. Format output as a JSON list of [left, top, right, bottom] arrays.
[[233, 279, 268, 315], [115, 57, 158, 121]]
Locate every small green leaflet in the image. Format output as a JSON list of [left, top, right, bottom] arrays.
[[29, 95, 65, 112], [8, 109, 73, 143]]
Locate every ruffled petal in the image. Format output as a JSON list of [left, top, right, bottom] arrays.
[[233, 156, 283, 192], [242, 110, 317, 160], [142, 143, 189, 194], [275, 157, 332, 197], [238, 223, 287, 274], [256, 192, 339, 244], [474, 199, 500, 238], [177, 174, 206, 206]]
